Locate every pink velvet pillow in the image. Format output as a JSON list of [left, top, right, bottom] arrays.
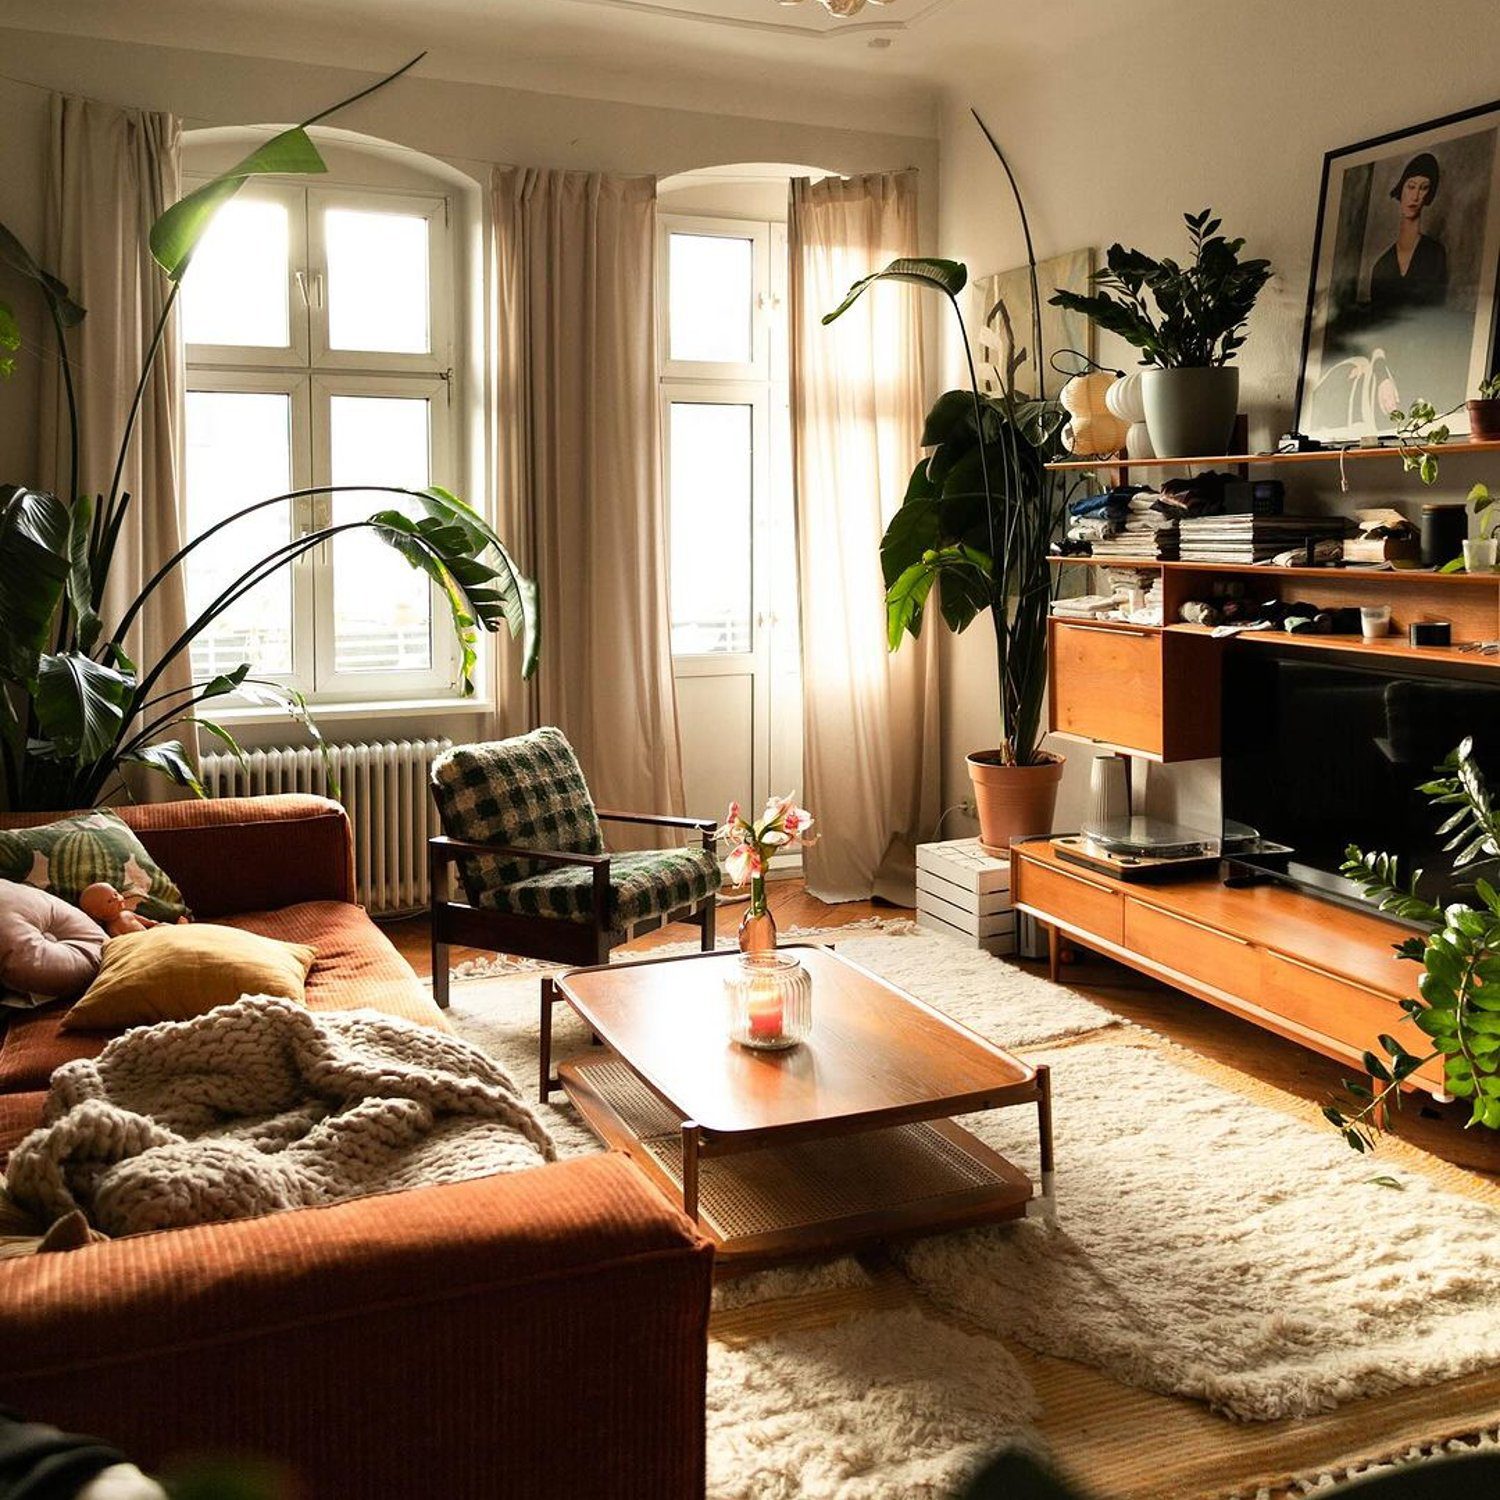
[[0, 879, 106, 1006]]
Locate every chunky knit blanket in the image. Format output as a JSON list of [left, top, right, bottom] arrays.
[[8, 996, 555, 1236]]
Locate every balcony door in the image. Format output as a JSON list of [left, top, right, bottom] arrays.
[[659, 215, 802, 840]]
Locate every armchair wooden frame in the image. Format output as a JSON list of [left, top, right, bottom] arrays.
[[428, 811, 719, 1008]]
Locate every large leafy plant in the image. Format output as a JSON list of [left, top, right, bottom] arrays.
[[1325, 739, 1500, 1150], [821, 113, 1072, 767], [1049, 209, 1271, 369], [0, 59, 538, 812]]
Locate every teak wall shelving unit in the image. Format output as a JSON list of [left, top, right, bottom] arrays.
[[1020, 441, 1496, 1101]]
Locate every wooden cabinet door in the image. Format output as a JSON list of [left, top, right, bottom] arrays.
[[1048, 619, 1163, 756]]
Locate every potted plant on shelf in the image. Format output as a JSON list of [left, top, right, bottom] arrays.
[[1469, 372, 1500, 443], [1436, 482, 1500, 573], [0, 60, 538, 813], [822, 114, 1080, 854], [1049, 210, 1272, 459]]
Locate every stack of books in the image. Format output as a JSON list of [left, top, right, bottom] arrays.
[[1176, 514, 1347, 564]]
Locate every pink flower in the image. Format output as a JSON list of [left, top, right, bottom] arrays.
[[725, 800, 741, 826], [783, 805, 813, 836], [724, 843, 763, 886]]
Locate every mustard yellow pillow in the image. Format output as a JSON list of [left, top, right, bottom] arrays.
[[62, 924, 316, 1031]]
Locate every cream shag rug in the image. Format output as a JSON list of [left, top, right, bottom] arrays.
[[441, 925, 1500, 1497]]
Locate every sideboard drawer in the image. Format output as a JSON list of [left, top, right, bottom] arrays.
[[1124, 897, 1250, 992], [1017, 858, 1123, 946], [1048, 620, 1163, 757], [1259, 949, 1442, 1089]]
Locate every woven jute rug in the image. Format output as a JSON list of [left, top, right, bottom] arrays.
[[439, 926, 1500, 1499]]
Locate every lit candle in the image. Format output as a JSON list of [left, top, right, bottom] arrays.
[[747, 973, 784, 1042]]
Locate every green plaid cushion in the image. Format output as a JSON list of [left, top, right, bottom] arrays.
[[491, 847, 719, 928], [431, 729, 605, 906]]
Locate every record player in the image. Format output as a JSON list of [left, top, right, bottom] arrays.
[[1050, 817, 1259, 882]]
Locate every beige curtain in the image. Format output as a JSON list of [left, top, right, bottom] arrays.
[[36, 95, 193, 787], [490, 166, 684, 817], [788, 170, 940, 903]]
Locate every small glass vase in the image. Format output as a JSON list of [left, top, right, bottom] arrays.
[[1464, 537, 1499, 573], [725, 951, 812, 1051], [738, 873, 778, 953]]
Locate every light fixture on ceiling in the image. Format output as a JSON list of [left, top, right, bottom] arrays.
[[777, 0, 896, 17]]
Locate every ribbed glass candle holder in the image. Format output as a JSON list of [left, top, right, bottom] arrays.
[[724, 951, 812, 1051]]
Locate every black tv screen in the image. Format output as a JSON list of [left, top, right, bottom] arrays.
[[1221, 641, 1500, 912]]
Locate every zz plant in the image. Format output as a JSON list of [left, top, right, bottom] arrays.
[[0, 59, 538, 812], [1326, 738, 1500, 1150], [1048, 209, 1271, 370]]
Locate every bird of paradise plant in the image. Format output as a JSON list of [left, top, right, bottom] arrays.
[[718, 794, 815, 952], [0, 55, 538, 812]]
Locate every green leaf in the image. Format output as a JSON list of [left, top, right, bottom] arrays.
[[884, 559, 938, 649], [151, 128, 326, 281], [0, 485, 71, 679], [122, 739, 203, 797], [0, 220, 85, 327], [1366, 1175, 1406, 1190], [823, 257, 968, 326], [33, 652, 134, 763], [0, 297, 18, 379], [65, 494, 101, 653]]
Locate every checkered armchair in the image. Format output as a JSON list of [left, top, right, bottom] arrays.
[[427, 728, 718, 1006]]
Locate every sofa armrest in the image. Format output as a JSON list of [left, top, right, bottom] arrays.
[[0, 1154, 712, 1500], [117, 795, 356, 917]]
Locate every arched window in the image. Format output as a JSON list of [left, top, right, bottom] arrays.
[[179, 129, 476, 705]]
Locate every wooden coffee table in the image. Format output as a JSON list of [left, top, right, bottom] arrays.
[[540, 945, 1053, 1270]]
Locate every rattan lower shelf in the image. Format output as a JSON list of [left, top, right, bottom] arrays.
[[560, 1052, 1035, 1271]]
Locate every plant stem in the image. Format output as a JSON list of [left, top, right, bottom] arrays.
[[101, 281, 180, 536]]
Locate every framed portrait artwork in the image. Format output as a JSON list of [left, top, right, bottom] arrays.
[[1294, 99, 1500, 442]]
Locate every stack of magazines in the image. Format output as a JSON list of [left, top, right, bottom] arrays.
[[1176, 514, 1348, 564], [1089, 513, 1179, 561]]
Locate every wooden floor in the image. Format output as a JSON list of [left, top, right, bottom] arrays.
[[384, 879, 1500, 1181]]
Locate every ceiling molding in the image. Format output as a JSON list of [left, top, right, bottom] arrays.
[[555, 0, 960, 43]]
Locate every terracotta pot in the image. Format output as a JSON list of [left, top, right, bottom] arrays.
[[1468, 398, 1500, 442], [966, 750, 1066, 857]]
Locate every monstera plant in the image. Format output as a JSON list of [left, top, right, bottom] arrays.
[[0, 59, 537, 813], [822, 111, 1076, 853]]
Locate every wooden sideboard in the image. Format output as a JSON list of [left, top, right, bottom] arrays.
[[1047, 559, 1500, 762], [1010, 839, 1446, 1098]]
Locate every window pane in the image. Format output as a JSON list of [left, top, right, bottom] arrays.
[[185, 391, 294, 678], [181, 198, 290, 349], [669, 402, 752, 655], [669, 233, 754, 365], [325, 208, 431, 354], [330, 395, 433, 674]]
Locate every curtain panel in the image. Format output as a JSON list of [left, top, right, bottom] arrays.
[[37, 95, 193, 788], [491, 166, 685, 818], [788, 170, 940, 903]]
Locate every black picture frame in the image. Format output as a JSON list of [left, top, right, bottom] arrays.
[[1294, 98, 1500, 443]]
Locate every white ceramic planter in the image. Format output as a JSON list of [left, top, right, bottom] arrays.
[[1140, 367, 1240, 458]]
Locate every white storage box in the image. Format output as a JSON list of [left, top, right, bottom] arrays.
[[915, 838, 1016, 956]]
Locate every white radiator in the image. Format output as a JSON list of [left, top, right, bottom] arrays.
[[199, 738, 452, 916]]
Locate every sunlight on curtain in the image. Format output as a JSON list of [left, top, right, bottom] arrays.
[[788, 171, 940, 902]]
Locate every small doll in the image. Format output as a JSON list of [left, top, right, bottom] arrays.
[[79, 881, 160, 938]]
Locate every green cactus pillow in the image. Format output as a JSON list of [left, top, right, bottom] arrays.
[[0, 812, 188, 923]]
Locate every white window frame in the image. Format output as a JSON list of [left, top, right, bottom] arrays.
[[183, 369, 314, 691], [310, 372, 456, 699], [183, 177, 462, 706], [659, 381, 770, 669], [658, 215, 771, 383]]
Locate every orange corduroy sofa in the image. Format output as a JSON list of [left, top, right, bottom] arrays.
[[0, 795, 713, 1500]]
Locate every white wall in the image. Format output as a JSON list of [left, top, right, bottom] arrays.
[[934, 0, 1500, 837]]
